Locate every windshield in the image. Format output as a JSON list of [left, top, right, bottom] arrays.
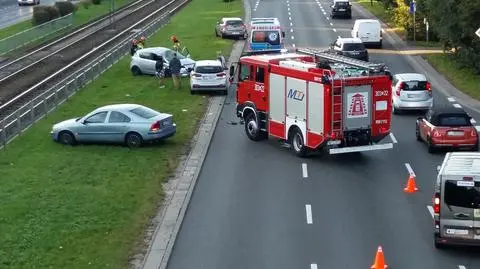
[[163, 49, 186, 61], [335, 2, 349, 7], [402, 81, 428, 91], [251, 30, 281, 45], [444, 180, 480, 209], [129, 107, 159, 119], [343, 43, 365, 51], [195, 65, 223, 74], [438, 114, 471, 127], [226, 20, 243, 26]]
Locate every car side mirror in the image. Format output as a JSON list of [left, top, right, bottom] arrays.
[[229, 65, 235, 77], [282, 31, 285, 38]]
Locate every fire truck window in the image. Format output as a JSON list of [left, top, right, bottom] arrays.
[[239, 64, 250, 81], [256, 67, 265, 83]]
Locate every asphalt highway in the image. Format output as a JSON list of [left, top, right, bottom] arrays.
[[0, 0, 56, 29], [166, 0, 480, 268]]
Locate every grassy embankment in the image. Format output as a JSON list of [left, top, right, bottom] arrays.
[[0, 0, 242, 268]]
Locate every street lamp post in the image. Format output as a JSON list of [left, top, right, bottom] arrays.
[[410, 0, 416, 42], [424, 18, 429, 43]]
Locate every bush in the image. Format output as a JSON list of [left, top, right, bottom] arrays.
[[32, 6, 51, 25], [55, 1, 76, 16], [91, 0, 101, 5]]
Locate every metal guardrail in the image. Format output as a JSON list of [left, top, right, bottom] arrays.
[[0, 10, 174, 149], [0, 13, 73, 55]]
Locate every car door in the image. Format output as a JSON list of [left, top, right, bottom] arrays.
[[76, 111, 109, 142], [104, 111, 132, 142], [138, 52, 156, 74]]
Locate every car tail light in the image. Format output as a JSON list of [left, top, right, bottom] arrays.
[[433, 192, 440, 214], [426, 82, 432, 96], [395, 82, 405, 96], [433, 130, 442, 138], [216, 72, 226, 77], [471, 129, 477, 137], [150, 121, 161, 132]]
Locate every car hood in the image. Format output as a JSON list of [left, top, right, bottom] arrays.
[[181, 58, 195, 66], [53, 118, 80, 129]]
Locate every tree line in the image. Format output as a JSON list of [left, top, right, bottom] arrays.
[[377, 0, 480, 73]]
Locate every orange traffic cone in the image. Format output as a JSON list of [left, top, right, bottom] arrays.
[[404, 175, 419, 193], [371, 246, 388, 269]]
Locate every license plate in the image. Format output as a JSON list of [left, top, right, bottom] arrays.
[[407, 94, 416, 98], [338, 8, 345, 11], [232, 32, 240, 34], [448, 131, 464, 136], [446, 229, 469, 235]]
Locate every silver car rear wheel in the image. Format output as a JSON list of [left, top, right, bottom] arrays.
[[126, 132, 143, 148]]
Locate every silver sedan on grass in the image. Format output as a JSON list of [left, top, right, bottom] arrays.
[[51, 104, 176, 148]]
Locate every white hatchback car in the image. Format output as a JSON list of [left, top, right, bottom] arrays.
[[130, 47, 195, 77], [391, 73, 433, 114], [190, 60, 228, 95]]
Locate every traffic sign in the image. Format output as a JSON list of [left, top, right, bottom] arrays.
[[409, 0, 416, 14], [476, 27, 480, 38]]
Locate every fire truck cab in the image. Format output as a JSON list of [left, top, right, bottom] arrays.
[[229, 48, 395, 157]]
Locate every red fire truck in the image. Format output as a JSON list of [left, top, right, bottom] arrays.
[[228, 48, 395, 157]]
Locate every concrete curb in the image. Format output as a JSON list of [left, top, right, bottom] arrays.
[[352, 1, 480, 114], [136, 1, 251, 269]]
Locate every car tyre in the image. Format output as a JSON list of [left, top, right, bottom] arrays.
[[434, 235, 444, 249], [244, 112, 267, 141], [125, 132, 143, 148], [378, 41, 383, 49], [290, 127, 308, 157], [427, 137, 435, 153], [131, 66, 142, 76], [59, 131, 76, 146], [392, 104, 399, 114], [415, 124, 422, 141], [473, 142, 479, 151]]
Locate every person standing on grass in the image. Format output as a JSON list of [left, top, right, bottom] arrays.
[[169, 53, 182, 89], [130, 39, 139, 56], [155, 55, 165, 88], [139, 36, 146, 48]]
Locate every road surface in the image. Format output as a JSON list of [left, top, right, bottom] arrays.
[[0, 0, 56, 30], [165, 0, 480, 268]]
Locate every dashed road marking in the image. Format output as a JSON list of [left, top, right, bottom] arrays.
[[459, 266, 466, 269], [290, 22, 293, 26], [292, 43, 296, 47], [290, 29, 294, 32], [323, 12, 327, 15], [332, 28, 337, 32], [287, 7, 290, 11], [427, 205, 434, 219], [291, 36, 294, 40], [311, 264, 318, 269], [326, 17, 329, 20], [389, 133, 398, 143], [405, 163, 416, 177], [288, 11, 291, 16], [289, 16, 292, 20], [253, 0, 260, 11], [329, 22, 333, 26], [447, 97, 455, 102], [305, 204, 313, 224], [453, 103, 462, 108], [302, 163, 308, 178]]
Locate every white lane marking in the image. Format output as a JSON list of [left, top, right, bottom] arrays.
[[311, 264, 318, 269], [291, 36, 294, 40], [253, 0, 260, 11], [288, 7, 290, 11], [427, 205, 434, 219], [459, 266, 466, 269], [302, 163, 308, 178], [405, 163, 416, 177], [289, 16, 292, 20], [288, 12, 291, 16], [305, 204, 313, 224], [292, 43, 296, 48], [326, 17, 329, 20], [290, 29, 294, 33], [389, 133, 398, 144], [453, 103, 462, 108], [447, 97, 455, 102], [323, 12, 327, 15], [332, 28, 337, 32], [329, 22, 333, 26], [290, 22, 293, 26]]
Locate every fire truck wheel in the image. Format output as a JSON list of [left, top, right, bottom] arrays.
[[290, 128, 308, 157], [244, 113, 266, 141]]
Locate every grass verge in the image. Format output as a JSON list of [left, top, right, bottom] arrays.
[[423, 54, 480, 100], [0, 0, 242, 269], [0, 0, 131, 50]]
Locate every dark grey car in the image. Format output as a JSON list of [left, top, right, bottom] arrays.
[[330, 37, 369, 61]]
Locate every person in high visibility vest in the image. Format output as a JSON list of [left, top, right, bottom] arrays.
[[138, 36, 146, 48], [170, 35, 181, 52], [130, 39, 139, 56]]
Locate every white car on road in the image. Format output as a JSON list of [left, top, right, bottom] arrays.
[[391, 73, 433, 114], [190, 60, 228, 95], [130, 47, 195, 77]]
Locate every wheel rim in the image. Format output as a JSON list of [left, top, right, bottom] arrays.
[[293, 133, 303, 152], [61, 133, 72, 144], [247, 120, 257, 137], [128, 136, 139, 146]]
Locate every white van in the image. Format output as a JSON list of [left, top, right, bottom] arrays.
[[351, 19, 382, 48]]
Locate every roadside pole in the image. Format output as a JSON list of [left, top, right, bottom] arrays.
[[409, 0, 416, 42], [424, 18, 429, 44]]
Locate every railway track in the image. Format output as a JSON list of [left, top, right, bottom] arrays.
[[0, 0, 184, 119]]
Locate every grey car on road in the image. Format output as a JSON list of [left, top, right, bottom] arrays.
[[215, 17, 247, 39], [51, 104, 176, 148]]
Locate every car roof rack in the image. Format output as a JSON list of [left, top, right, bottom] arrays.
[[295, 48, 389, 75]]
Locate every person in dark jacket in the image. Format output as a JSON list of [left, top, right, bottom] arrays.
[[169, 53, 182, 89], [155, 55, 165, 88], [130, 39, 138, 56]]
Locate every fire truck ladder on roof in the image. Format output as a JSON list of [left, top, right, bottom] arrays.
[[295, 48, 388, 74]]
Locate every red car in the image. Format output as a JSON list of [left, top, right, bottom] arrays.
[[416, 106, 478, 153]]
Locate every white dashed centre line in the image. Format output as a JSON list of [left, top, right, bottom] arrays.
[[326, 17, 329, 20], [389, 133, 398, 143], [292, 43, 296, 47], [288, 7, 290, 11], [290, 29, 294, 32], [459, 266, 467, 269], [291, 36, 294, 40], [305, 204, 313, 224], [332, 29, 337, 32], [453, 103, 462, 108], [427, 205, 434, 219], [290, 22, 293, 26], [405, 163, 416, 177], [289, 16, 292, 20], [329, 22, 333, 26], [288, 12, 291, 16], [302, 163, 308, 178], [311, 264, 318, 269], [447, 97, 455, 102]]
